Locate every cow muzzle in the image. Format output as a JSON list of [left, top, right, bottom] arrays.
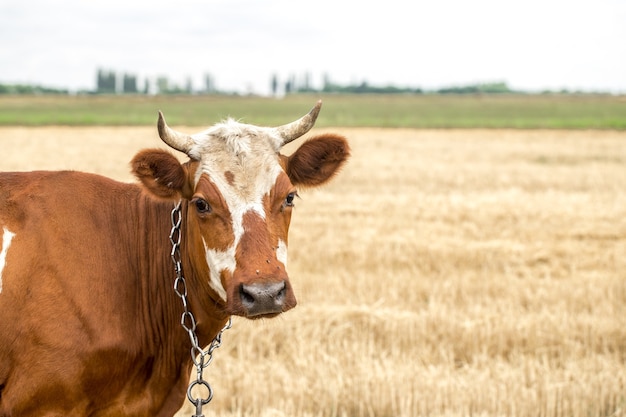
[[237, 280, 296, 318]]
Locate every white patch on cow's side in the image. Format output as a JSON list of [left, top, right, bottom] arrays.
[[0, 227, 16, 294], [276, 239, 288, 268]]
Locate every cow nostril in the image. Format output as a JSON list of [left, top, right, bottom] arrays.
[[239, 285, 256, 307], [276, 283, 286, 301]]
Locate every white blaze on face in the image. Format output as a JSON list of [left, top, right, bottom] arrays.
[[190, 121, 288, 302], [0, 227, 16, 294]]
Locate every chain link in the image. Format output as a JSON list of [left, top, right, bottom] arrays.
[[170, 200, 231, 417]]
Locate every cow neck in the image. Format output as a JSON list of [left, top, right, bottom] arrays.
[[133, 195, 189, 357], [129, 195, 224, 355]]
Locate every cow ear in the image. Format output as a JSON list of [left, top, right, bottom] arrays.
[[284, 133, 350, 187], [131, 149, 193, 199]]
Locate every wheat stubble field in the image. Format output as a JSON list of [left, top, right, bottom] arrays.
[[1, 126, 624, 417]]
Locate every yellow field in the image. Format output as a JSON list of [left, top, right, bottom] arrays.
[[1, 127, 625, 417]]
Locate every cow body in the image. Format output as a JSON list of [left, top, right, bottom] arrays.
[[0, 172, 205, 416], [0, 102, 349, 416]]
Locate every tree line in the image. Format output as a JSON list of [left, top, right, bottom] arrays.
[[94, 69, 218, 95], [0, 69, 610, 96]]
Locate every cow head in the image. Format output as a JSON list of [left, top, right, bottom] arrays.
[[131, 101, 349, 319]]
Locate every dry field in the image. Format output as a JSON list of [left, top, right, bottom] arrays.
[[1, 126, 625, 417]]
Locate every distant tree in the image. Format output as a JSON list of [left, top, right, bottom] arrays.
[[270, 73, 279, 96], [291, 74, 297, 92], [322, 73, 337, 93], [122, 73, 138, 94], [156, 77, 169, 94], [96, 69, 116, 94], [204, 73, 216, 93], [301, 72, 313, 92], [284, 74, 297, 95]]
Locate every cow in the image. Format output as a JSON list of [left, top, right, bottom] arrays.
[[0, 101, 349, 417]]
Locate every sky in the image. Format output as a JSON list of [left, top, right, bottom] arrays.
[[1, 0, 625, 95]]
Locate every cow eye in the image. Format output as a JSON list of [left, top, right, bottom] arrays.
[[193, 198, 211, 214], [284, 192, 297, 207]]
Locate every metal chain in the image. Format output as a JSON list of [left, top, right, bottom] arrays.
[[170, 200, 232, 417]]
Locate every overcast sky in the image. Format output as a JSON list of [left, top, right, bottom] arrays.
[[1, 0, 625, 94]]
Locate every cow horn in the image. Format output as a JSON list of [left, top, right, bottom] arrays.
[[275, 100, 322, 146], [157, 111, 195, 154]]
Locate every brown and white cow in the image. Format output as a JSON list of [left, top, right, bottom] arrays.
[[0, 101, 349, 417]]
